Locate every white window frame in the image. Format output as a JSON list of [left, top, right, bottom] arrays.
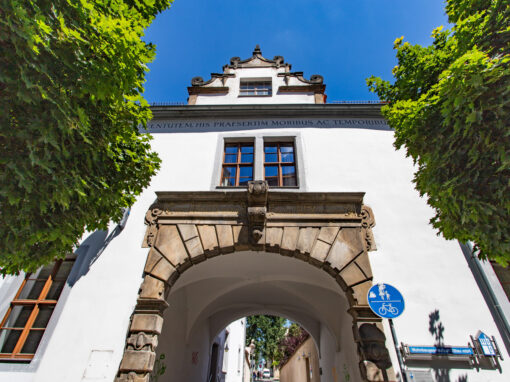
[[239, 78, 272, 97]]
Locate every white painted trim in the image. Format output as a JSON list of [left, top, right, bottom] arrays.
[[210, 131, 307, 191]]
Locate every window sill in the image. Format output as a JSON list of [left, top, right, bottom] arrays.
[[215, 185, 300, 190], [216, 186, 248, 190], [238, 94, 272, 98]]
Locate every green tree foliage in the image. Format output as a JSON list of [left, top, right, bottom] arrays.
[[0, 0, 172, 274], [367, 0, 509, 264], [246, 315, 287, 367], [279, 323, 309, 366]]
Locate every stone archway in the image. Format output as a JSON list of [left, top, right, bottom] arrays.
[[115, 181, 394, 382]]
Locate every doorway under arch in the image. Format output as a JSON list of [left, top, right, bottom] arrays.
[[115, 182, 394, 382]]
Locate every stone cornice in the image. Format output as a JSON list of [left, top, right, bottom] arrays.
[[155, 190, 365, 204], [277, 85, 326, 93], [150, 103, 384, 120], [187, 86, 229, 95]]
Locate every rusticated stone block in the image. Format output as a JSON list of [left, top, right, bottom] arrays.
[[281, 226, 299, 256], [296, 227, 319, 257], [116, 372, 150, 382], [177, 224, 199, 241], [119, 350, 155, 373], [233, 225, 250, 250], [138, 275, 165, 300], [351, 279, 372, 306], [198, 225, 219, 256], [177, 224, 205, 262], [317, 226, 339, 244], [340, 262, 368, 287], [216, 224, 234, 253], [155, 225, 189, 267], [310, 240, 331, 265], [185, 237, 205, 262], [144, 250, 177, 283], [265, 227, 283, 253], [355, 253, 373, 279], [130, 314, 164, 334], [326, 227, 364, 271]]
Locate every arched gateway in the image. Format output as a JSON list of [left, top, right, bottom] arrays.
[[115, 181, 395, 381]]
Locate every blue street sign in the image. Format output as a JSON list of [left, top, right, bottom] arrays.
[[367, 283, 405, 319], [477, 332, 496, 356], [408, 346, 473, 356]]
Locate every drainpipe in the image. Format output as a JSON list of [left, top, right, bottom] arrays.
[[460, 242, 510, 356]]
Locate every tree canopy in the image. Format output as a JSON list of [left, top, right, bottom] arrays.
[[0, 0, 172, 274], [367, 0, 509, 264], [279, 323, 309, 366], [246, 315, 287, 368]]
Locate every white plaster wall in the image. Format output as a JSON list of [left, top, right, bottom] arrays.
[[224, 318, 246, 382], [196, 68, 316, 105], [0, 121, 507, 382]]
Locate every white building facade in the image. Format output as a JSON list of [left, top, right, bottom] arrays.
[[0, 46, 508, 382]]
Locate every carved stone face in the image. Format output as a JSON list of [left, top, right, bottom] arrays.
[[359, 324, 392, 370]]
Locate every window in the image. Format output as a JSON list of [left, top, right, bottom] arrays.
[[215, 136, 302, 190], [0, 257, 75, 361], [239, 80, 272, 96], [220, 143, 254, 186], [264, 142, 297, 187]]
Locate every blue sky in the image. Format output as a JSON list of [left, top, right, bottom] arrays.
[[143, 0, 449, 103]]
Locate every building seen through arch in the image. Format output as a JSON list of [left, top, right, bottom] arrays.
[[0, 46, 508, 382]]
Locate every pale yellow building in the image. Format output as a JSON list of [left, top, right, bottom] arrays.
[[280, 337, 320, 382]]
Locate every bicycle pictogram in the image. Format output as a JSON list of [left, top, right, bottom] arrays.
[[378, 303, 398, 316]]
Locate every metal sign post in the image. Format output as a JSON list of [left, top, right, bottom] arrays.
[[389, 319, 408, 382], [368, 283, 407, 382]]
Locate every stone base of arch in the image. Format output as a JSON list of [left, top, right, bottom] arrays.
[[115, 182, 395, 382]]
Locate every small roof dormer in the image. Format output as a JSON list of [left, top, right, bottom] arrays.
[[188, 45, 326, 105]]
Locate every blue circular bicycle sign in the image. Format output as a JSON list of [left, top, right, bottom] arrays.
[[367, 283, 405, 319]]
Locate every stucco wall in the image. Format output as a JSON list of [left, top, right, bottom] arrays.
[[280, 337, 320, 382], [195, 68, 316, 105], [0, 121, 507, 381], [224, 318, 246, 382]]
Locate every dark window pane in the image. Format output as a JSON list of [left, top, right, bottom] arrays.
[[224, 145, 237, 154], [240, 167, 253, 177], [265, 166, 278, 177], [264, 145, 277, 153], [47, 280, 65, 300], [281, 153, 294, 163], [19, 280, 46, 300], [264, 153, 277, 162], [280, 144, 294, 153], [239, 178, 252, 186], [240, 153, 253, 163], [240, 145, 253, 153], [0, 329, 21, 353], [29, 264, 54, 280], [54, 261, 74, 281], [282, 166, 295, 176], [3, 306, 33, 328], [223, 167, 237, 178], [283, 177, 297, 187], [221, 178, 236, 187], [20, 331, 44, 354], [32, 306, 54, 328], [224, 154, 237, 164], [266, 178, 279, 187]]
